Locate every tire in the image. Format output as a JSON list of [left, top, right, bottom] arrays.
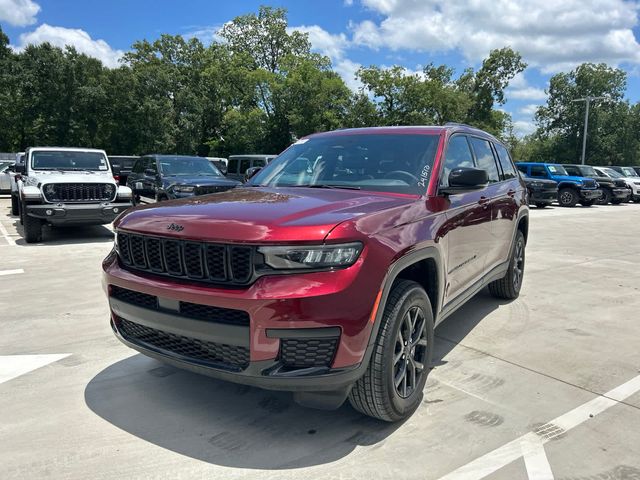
[[597, 189, 611, 205], [349, 280, 434, 422], [489, 230, 525, 300], [534, 203, 547, 209], [11, 194, 19, 215], [558, 188, 578, 207], [21, 202, 43, 243]]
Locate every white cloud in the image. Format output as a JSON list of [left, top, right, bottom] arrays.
[[15, 24, 124, 68], [513, 119, 537, 136], [519, 104, 539, 115], [289, 25, 349, 61], [352, 0, 640, 72], [505, 72, 547, 100], [184, 24, 226, 45], [0, 0, 40, 26], [290, 25, 363, 90]]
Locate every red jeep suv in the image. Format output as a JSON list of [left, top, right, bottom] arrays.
[[103, 124, 528, 421]]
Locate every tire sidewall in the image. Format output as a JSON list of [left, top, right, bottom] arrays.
[[558, 188, 577, 207], [382, 286, 434, 419]]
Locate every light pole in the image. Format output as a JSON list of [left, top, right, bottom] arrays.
[[572, 96, 607, 165]]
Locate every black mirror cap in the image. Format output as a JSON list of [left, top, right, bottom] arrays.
[[245, 166, 262, 181], [441, 167, 488, 194], [15, 163, 26, 174]]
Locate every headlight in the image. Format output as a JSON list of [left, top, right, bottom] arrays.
[[173, 185, 195, 193], [530, 182, 543, 188], [258, 242, 363, 270], [116, 185, 132, 198]]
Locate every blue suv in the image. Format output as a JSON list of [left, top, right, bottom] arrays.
[[516, 163, 601, 207]]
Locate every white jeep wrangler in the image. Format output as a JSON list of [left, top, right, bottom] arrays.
[[16, 147, 133, 243]]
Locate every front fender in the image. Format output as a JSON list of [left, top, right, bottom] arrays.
[[21, 185, 42, 201]]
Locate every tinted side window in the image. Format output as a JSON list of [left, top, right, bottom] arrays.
[[494, 143, 517, 180], [469, 137, 500, 183], [253, 158, 267, 168], [530, 165, 547, 177], [144, 157, 157, 174], [516, 164, 528, 174], [240, 158, 251, 174], [132, 158, 145, 173], [441, 135, 474, 186], [564, 166, 579, 176], [228, 158, 238, 174]]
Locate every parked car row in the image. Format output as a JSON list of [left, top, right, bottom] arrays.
[[516, 162, 640, 207]]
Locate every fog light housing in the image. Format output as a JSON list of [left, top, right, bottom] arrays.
[[113, 208, 119, 214], [46, 209, 53, 216]]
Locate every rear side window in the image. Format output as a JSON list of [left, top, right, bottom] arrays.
[[469, 137, 500, 183], [494, 143, 517, 180], [253, 158, 267, 168], [441, 135, 474, 187], [144, 157, 157, 174], [530, 165, 547, 178], [132, 158, 145, 173], [228, 158, 238, 174], [240, 158, 251, 174]]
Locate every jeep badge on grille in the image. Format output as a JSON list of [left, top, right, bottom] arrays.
[[167, 223, 184, 232]]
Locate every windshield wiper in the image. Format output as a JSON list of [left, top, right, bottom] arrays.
[[292, 184, 361, 190]]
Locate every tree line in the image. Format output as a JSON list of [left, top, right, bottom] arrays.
[[0, 6, 638, 166]]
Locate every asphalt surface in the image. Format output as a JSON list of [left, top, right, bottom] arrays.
[[1, 196, 639, 480]]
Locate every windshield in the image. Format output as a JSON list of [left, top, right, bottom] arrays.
[[31, 151, 109, 171], [548, 164, 568, 176], [600, 168, 623, 178], [621, 167, 639, 177], [158, 156, 223, 176], [249, 134, 440, 195]]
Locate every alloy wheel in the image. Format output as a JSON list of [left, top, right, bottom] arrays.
[[512, 237, 525, 290], [393, 306, 428, 398]]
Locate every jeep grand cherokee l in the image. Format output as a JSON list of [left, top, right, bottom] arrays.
[[103, 125, 529, 422]]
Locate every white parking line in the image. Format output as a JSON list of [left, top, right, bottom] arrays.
[[521, 437, 554, 479], [0, 354, 70, 385], [0, 220, 15, 246], [0, 269, 24, 276], [438, 373, 640, 480]]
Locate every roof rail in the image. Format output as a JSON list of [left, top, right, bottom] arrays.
[[444, 122, 478, 129]]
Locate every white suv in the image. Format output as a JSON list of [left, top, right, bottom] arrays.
[[16, 147, 133, 243], [594, 167, 640, 203]]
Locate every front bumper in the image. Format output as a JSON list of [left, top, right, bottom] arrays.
[[578, 189, 601, 200], [612, 188, 631, 199], [26, 201, 133, 225], [102, 249, 381, 392]]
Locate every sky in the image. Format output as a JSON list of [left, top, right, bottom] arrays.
[[2, 0, 640, 136]]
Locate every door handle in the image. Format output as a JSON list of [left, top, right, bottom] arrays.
[[507, 189, 516, 197], [478, 196, 490, 205]]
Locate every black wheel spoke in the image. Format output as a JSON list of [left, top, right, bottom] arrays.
[[393, 304, 428, 399]]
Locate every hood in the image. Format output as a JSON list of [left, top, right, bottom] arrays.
[[116, 187, 416, 243], [589, 175, 613, 185], [34, 171, 116, 185], [162, 175, 239, 187], [551, 175, 588, 183]]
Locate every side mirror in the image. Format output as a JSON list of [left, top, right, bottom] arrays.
[[245, 166, 262, 181], [440, 167, 488, 195], [15, 164, 26, 174]]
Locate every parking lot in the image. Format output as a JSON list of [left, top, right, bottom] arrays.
[[1, 195, 639, 480]]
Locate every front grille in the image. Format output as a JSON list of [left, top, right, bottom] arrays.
[[110, 285, 158, 309], [582, 179, 597, 189], [109, 285, 250, 326], [117, 232, 255, 285], [117, 318, 249, 370], [280, 337, 339, 369], [194, 185, 235, 195], [43, 183, 115, 203], [179, 301, 250, 326]]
